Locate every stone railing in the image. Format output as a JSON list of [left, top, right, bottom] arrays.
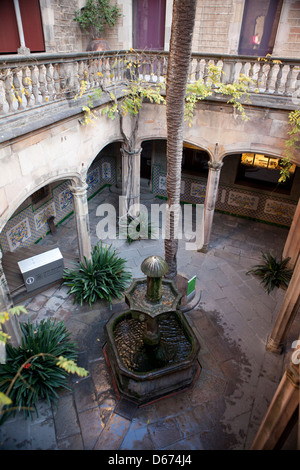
[[1, 50, 299, 117]]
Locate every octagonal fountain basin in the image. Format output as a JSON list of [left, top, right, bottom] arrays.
[[104, 309, 200, 404]]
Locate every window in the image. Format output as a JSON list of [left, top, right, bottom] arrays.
[[238, 0, 283, 56], [182, 146, 209, 176], [235, 153, 296, 193], [0, 0, 45, 54]]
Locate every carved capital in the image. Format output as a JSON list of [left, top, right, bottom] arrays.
[[286, 362, 300, 388], [266, 335, 284, 354], [121, 147, 142, 157]]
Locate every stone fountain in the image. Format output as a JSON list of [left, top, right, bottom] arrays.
[[104, 255, 201, 404]]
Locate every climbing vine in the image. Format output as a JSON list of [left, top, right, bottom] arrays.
[[279, 109, 300, 183]]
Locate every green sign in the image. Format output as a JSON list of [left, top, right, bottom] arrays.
[[187, 275, 197, 296]]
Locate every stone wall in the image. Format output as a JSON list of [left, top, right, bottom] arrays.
[[192, 0, 243, 55], [37, 1, 300, 57], [273, 0, 300, 58]]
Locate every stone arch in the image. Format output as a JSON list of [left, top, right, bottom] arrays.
[[0, 171, 84, 236]]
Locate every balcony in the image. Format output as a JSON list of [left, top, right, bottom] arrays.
[[1, 50, 299, 143]]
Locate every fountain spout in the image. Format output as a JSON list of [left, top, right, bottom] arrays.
[[141, 255, 169, 303]]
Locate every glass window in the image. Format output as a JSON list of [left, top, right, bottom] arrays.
[[235, 153, 296, 192], [238, 0, 283, 56]]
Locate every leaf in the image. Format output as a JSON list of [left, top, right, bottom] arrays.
[[0, 391, 12, 407], [56, 357, 88, 377]]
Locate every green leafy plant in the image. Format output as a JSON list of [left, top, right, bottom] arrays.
[[279, 109, 300, 183], [247, 252, 293, 294], [0, 318, 86, 423], [63, 242, 132, 307], [74, 0, 121, 36]]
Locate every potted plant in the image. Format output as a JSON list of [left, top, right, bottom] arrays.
[[74, 0, 122, 51]]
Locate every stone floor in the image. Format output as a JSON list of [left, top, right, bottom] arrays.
[[0, 185, 299, 451]]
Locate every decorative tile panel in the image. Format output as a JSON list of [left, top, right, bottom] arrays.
[[34, 202, 56, 231], [264, 199, 296, 221], [6, 218, 31, 252], [59, 188, 73, 211], [228, 191, 259, 210], [190, 182, 206, 198], [102, 161, 112, 179], [87, 167, 100, 191]]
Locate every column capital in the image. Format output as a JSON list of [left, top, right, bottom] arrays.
[[208, 161, 223, 171], [121, 147, 142, 157], [69, 181, 88, 196]]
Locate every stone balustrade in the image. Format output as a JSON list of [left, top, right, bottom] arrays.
[[0, 50, 299, 119]]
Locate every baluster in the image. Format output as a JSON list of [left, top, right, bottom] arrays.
[[22, 66, 32, 108], [53, 63, 61, 99], [30, 65, 39, 105], [156, 55, 162, 82], [284, 64, 294, 96], [73, 61, 80, 93], [265, 62, 273, 93], [229, 60, 237, 83], [195, 58, 200, 81], [0, 78, 5, 115], [239, 60, 246, 77], [38, 64, 47, 102], [59, 63, 67, 92], [256, 61, 264, 91], [46, 64, 54, 101], [248, 61, 255, 90], [274, 63, 283, 94], [5, 69, 14, 113], [87, 59, 94, 89], [13, 69, 24, 110], [203, 59, 210, 85]]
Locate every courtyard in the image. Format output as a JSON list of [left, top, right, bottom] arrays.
[[0, 183, 299, 450]]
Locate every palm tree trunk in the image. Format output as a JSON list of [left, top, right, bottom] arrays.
[[165, 0, 197, 279]]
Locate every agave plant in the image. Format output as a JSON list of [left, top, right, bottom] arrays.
[[247, 251, 293, 294], [63, 242, 132, 307], [0, 319, 78, 423]]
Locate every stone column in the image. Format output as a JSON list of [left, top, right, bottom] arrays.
[[283, 197, 300, 270], [13, 0, 30, 55], [266, 253, 300, 354], [0, 250, 22, 362], [120, 146, 141, 218], [198, 159, 223, 253], [251, 346, 299, 450], [70, 181, 92, 263]]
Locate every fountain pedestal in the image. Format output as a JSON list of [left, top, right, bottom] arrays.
[[104, 256, 201, 404]]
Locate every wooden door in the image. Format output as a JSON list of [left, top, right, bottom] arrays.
[[133, 0, 166, 50]]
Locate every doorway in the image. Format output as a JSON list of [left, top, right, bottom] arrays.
[[133, 0, 166, 50]]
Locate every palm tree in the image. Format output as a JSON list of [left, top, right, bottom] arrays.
[[165, 0, 197, 279]]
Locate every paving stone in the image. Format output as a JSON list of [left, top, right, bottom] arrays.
[[43, 295, 65, 312], [93, 413, 131, 450], [163, 433, 204, 450], [120, 424, 154, 450], [73, 377, 98, 413], [78, 407, 104, 449], [52, 394, 80, 441], [57, 433, 84, 450], [205, 334, 235, 363], [30, 416, 58, 450], [148, 417, 183, 449]]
